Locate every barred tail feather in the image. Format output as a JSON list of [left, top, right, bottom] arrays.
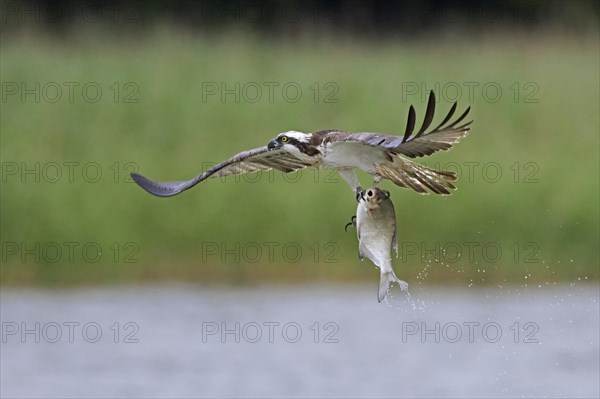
[[376, 158, 457, 195]]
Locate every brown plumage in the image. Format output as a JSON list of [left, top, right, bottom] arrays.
[[131, 91, 473, 197]]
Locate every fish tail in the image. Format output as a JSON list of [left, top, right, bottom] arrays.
[[378, 269, 409, 303]]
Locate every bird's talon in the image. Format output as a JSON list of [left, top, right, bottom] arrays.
[[344, 215, 357, 232], [355, 187, 365, 202]]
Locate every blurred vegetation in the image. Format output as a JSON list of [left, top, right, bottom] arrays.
[[1, 26, 598, 288]]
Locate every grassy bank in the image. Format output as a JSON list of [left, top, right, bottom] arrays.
[[1, 30, 598, 287]]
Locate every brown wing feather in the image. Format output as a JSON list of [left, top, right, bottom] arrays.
[[312, 92, 472, 195], [335, 91, 472, 158], [375, 159, 457, 196], [131, 146, 313, 197]]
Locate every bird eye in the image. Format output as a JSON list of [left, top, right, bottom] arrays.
[[280, 136, 288, 143], [367, 190, 373, 197]]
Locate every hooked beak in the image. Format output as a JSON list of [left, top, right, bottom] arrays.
[[267, 139, 281, 150]]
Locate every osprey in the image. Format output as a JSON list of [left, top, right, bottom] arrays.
[[131, 91, 472, 197]]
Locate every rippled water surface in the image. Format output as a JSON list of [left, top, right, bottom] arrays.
[[1, 284, 598, 398]]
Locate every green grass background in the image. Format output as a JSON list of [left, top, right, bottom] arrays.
[[1, 29, 598, 287]]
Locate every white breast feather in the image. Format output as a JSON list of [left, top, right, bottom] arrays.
[[322, 142, 388, 172]]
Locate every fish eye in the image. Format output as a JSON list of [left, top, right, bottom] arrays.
[[280, 136, 289, 143]]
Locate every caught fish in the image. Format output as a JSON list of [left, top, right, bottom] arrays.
[[349, 187, 408, 302]]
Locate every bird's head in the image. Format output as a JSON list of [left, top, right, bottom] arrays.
[[267, 131, 310, 151]]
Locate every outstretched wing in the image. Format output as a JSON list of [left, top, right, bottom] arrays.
[[131, 146, 314, 197], [316, 91, 473, 195], [335, 90, 473, 158]]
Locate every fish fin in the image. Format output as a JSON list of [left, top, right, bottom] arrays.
[[359, 242, 380, 265], [378, 269, 409, 302], [358, 241, 368, 260], [392, 229, 398, 258]]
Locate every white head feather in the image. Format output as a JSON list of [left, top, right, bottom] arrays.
[[278, 131, 311, 142]]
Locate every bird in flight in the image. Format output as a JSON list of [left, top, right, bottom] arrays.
[[131, 91, 472, 197]]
